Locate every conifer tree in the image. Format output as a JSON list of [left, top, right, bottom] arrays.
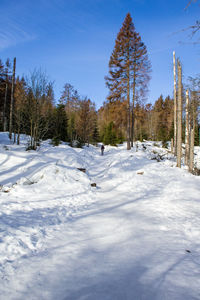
[[76, 98, 96, 145], [105, 13, 151, 149], [52, 103, 68, 144], [103, 121, 117, 146], [60, 83, 80, 144], [14, 76, 27, 144]]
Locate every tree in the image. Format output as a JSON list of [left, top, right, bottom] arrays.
[[105, 13, 151, 149], [9, 57, 16, 140], [91, 119, 100, 145], [103, 121, 117, 146], [177, 60, 183, 168], [76, 98, 96, 145], [184, 1, 200, 42], [60, 83, 80, 145], [51, 103, 68, 144], [98, 100, 126, 144], [25, 69, 54, 149], [14, 76, 27, 144], [0, 59, 12, 132]]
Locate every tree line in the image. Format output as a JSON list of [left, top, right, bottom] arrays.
[[0, 61, 99, 149], [0, 13, 199, 157]]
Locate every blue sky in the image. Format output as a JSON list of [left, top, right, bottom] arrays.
[[0, 0, 200, 108]]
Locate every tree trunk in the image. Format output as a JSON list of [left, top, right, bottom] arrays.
[[3, 81, 8, 132], [185, 89, 190, 166], [189, 95, 196, 173], [131, 70, 136, 147], [173, 51, 177, 155], [189, 128, 194, 173], [127, 56, 131, 150], [176, 60, 182, 168], [9, 57, 16, 140], [17, 131, 20, 145]]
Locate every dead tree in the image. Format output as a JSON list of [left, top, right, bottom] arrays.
[[3, 79, 8, 131], [173, 51, 177, 155], [189, 128, 194, 172], [185, 89, 190, 166], [177, 59, 182, 168], [189, 94, 197, 173], [9, 57, 16, 140]]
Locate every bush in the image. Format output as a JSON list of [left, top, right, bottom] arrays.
[[51, 137, 61, 146]]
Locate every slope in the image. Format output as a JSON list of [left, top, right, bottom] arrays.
[[0, 133, 200, 300]]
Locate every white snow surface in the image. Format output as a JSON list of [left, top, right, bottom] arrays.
[[0, 132, 200, 300]]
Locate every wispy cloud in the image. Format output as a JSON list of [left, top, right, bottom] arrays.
[[0, 20, 36, 51]]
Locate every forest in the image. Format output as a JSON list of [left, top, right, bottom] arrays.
[[0, 13, 199, 172]]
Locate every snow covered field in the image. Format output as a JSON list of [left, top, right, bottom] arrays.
[[0, 132, 200, 300]]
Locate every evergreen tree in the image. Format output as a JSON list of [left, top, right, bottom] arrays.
[[14, 76, 27, 144], [91, 119, 100, 145], [103, 121, 117, 146], [52, 103, 68, 144], [105, 13, 151, 149], [76, 98, 96, 145], [60, 83, 80, 145]]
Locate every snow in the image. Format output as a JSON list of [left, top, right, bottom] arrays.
[[0, 132, 200, 300]]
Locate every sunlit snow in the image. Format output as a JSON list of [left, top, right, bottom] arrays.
[[0, 132, 200, 300]]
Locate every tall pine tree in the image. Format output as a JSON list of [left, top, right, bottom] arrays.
[[105, 13, 151, 149]]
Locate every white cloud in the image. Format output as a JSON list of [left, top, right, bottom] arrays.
[[0, 20, 36, 51]]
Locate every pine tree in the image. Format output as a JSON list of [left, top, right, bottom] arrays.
[[91, 119, 100, 145], [103, 122, 117, 146], [51, 103, 68, 145], [60, 83, 80, 144], [105, 13, 151, 149], [76, 98, 96, 145], [14, 76, 27, 144]]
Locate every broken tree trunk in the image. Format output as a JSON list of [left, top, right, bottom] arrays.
[[176, 60, 182, 168], [9, 57, 16, 140], [3, 81, 8, 132], [185, 89, 190, 166], [189, 128, 194, 173], [173, 51, 177, 155]]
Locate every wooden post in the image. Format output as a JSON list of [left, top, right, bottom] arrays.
[[185, 89, 190, 166], [176, 60, 182, 168], [173, 51, 177, 155], [9, 57, 16, 140]]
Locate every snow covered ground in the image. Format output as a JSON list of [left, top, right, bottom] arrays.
[[0, 132, 200, 300]]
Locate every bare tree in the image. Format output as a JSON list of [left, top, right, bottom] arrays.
[[9, 57, 16, 140], [26, 69, 54, 149], [177, 60, 182, 168], [189, 128, 195, 172], [173, 51, 177, 155], [185, 89, 190, 166]]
